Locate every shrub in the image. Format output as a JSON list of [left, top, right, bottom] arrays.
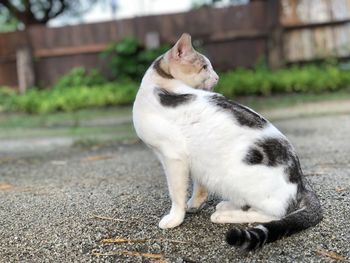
[[0, 86, 17, 110], [3, 81, 137, 114], [101, 36, 170, 81], [54, 67, 107, 90], [216, 63, 350, 97]]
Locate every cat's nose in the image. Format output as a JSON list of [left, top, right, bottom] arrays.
[[214, 75, 219, 83], [214, 73, 219, 81]]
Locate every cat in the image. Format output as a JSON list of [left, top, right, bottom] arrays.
[[132, 33, 322, 250]]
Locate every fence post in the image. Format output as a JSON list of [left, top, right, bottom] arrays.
[[267, 0, 284, 69], [16, 46, 35, 94]]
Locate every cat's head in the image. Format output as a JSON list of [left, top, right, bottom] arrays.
[[164, 33, 219, 91]]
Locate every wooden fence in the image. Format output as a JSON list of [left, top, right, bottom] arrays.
[[282, 0, 350, 62], [1, 0, 350, 90]]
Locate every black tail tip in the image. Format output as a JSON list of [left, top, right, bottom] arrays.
[[226, 228, 243, 246]]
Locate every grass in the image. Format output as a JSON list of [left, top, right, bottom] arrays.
[[0, 91, 349, 146]]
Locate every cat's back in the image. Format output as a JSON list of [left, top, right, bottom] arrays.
[[177, 91, 284, 149]]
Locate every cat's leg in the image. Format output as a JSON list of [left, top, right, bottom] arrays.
[[187, 181, 208, 211], [216, 201, 239, 211], [159, 157, 189, 229], [210, 209, 278, 224]]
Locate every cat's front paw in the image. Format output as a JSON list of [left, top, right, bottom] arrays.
[[187, 198, 204, 210], [187, 186, 208, 211], [159, 213, 184, 229], [186, 199, 207, 214]]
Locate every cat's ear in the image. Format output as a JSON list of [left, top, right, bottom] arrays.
[[171, 33, 194, 60]]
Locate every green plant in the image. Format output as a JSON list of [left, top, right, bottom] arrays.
[[101, 37, 170, 80], [3, 81, 137, 114], [0, 86, 16, 98], [54, 67, 107, 90], [216, 62, 350, 97], [0, 86, 16, 110]]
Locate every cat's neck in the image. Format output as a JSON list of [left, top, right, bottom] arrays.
[[141, 55, 185, 91]]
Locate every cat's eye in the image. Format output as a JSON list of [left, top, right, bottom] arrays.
[[202, 65, 208, 70]]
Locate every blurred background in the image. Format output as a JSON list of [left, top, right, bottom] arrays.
[[1, 0, 350, 151]]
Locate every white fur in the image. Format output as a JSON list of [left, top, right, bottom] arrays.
[[210, 209, 278, 224], [133, 67, 297, 229]]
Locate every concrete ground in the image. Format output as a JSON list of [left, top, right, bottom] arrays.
[[0, 109, 349, 262]]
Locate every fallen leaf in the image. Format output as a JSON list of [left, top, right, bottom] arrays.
[[151, 259, 169, 263], [51, 160, 67, 166], [316, 248, 345, 261], [82, 155, 113, 162], [92, 215, 126, 222], [0, 182, 14, 190], [121, 251, 163, 259], [159, 238, 190, 244], [335, 187, 347, 193], [101, 238, 147, 244], [0, 157, 14, 164], [92, 250, 164, 259], [100, 236, 190, 245]]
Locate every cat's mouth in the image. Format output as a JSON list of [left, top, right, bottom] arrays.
[[198, 80, 217, 91]]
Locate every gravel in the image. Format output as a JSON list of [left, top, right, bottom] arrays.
[[0, 114, 349, 262]]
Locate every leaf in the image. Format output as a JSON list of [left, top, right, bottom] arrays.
[[151, 259, 169, 263], [92, 215, 126, 222], [121, 251, 163, 259], [0, 157, 14, 164], [100, 238, 147, 244], [82, 155, 113, 162], [316, 248, 345, 261], [159, 238, 190, 244], [335, 187, 347, 193], [0, 182, 14, 190], [51, 160, 67, 166], [99, 236, 190, 245], [92, 250, 164, 259]]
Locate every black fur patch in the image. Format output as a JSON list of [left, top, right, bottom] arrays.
[[246, 230, 260, 250], [264, 221, 287, 243], [241, 205, 251, 211], [226, 228, 266, 250], [209, 95, 267, 129], [226, 228, 244, 246], [252, 228, 268, 248], [257, 138, 290, 166], [243, 137, 304, 184], [244, 148, 264, 165], [153, 57, 173, 79], [286, 155, 303, 184], [156, 88, 195, 107]]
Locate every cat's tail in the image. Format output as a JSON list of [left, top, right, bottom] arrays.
[[225, 189, 322, 250]]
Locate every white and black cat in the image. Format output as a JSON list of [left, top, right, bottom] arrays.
[[132, 33, 322, 250]]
